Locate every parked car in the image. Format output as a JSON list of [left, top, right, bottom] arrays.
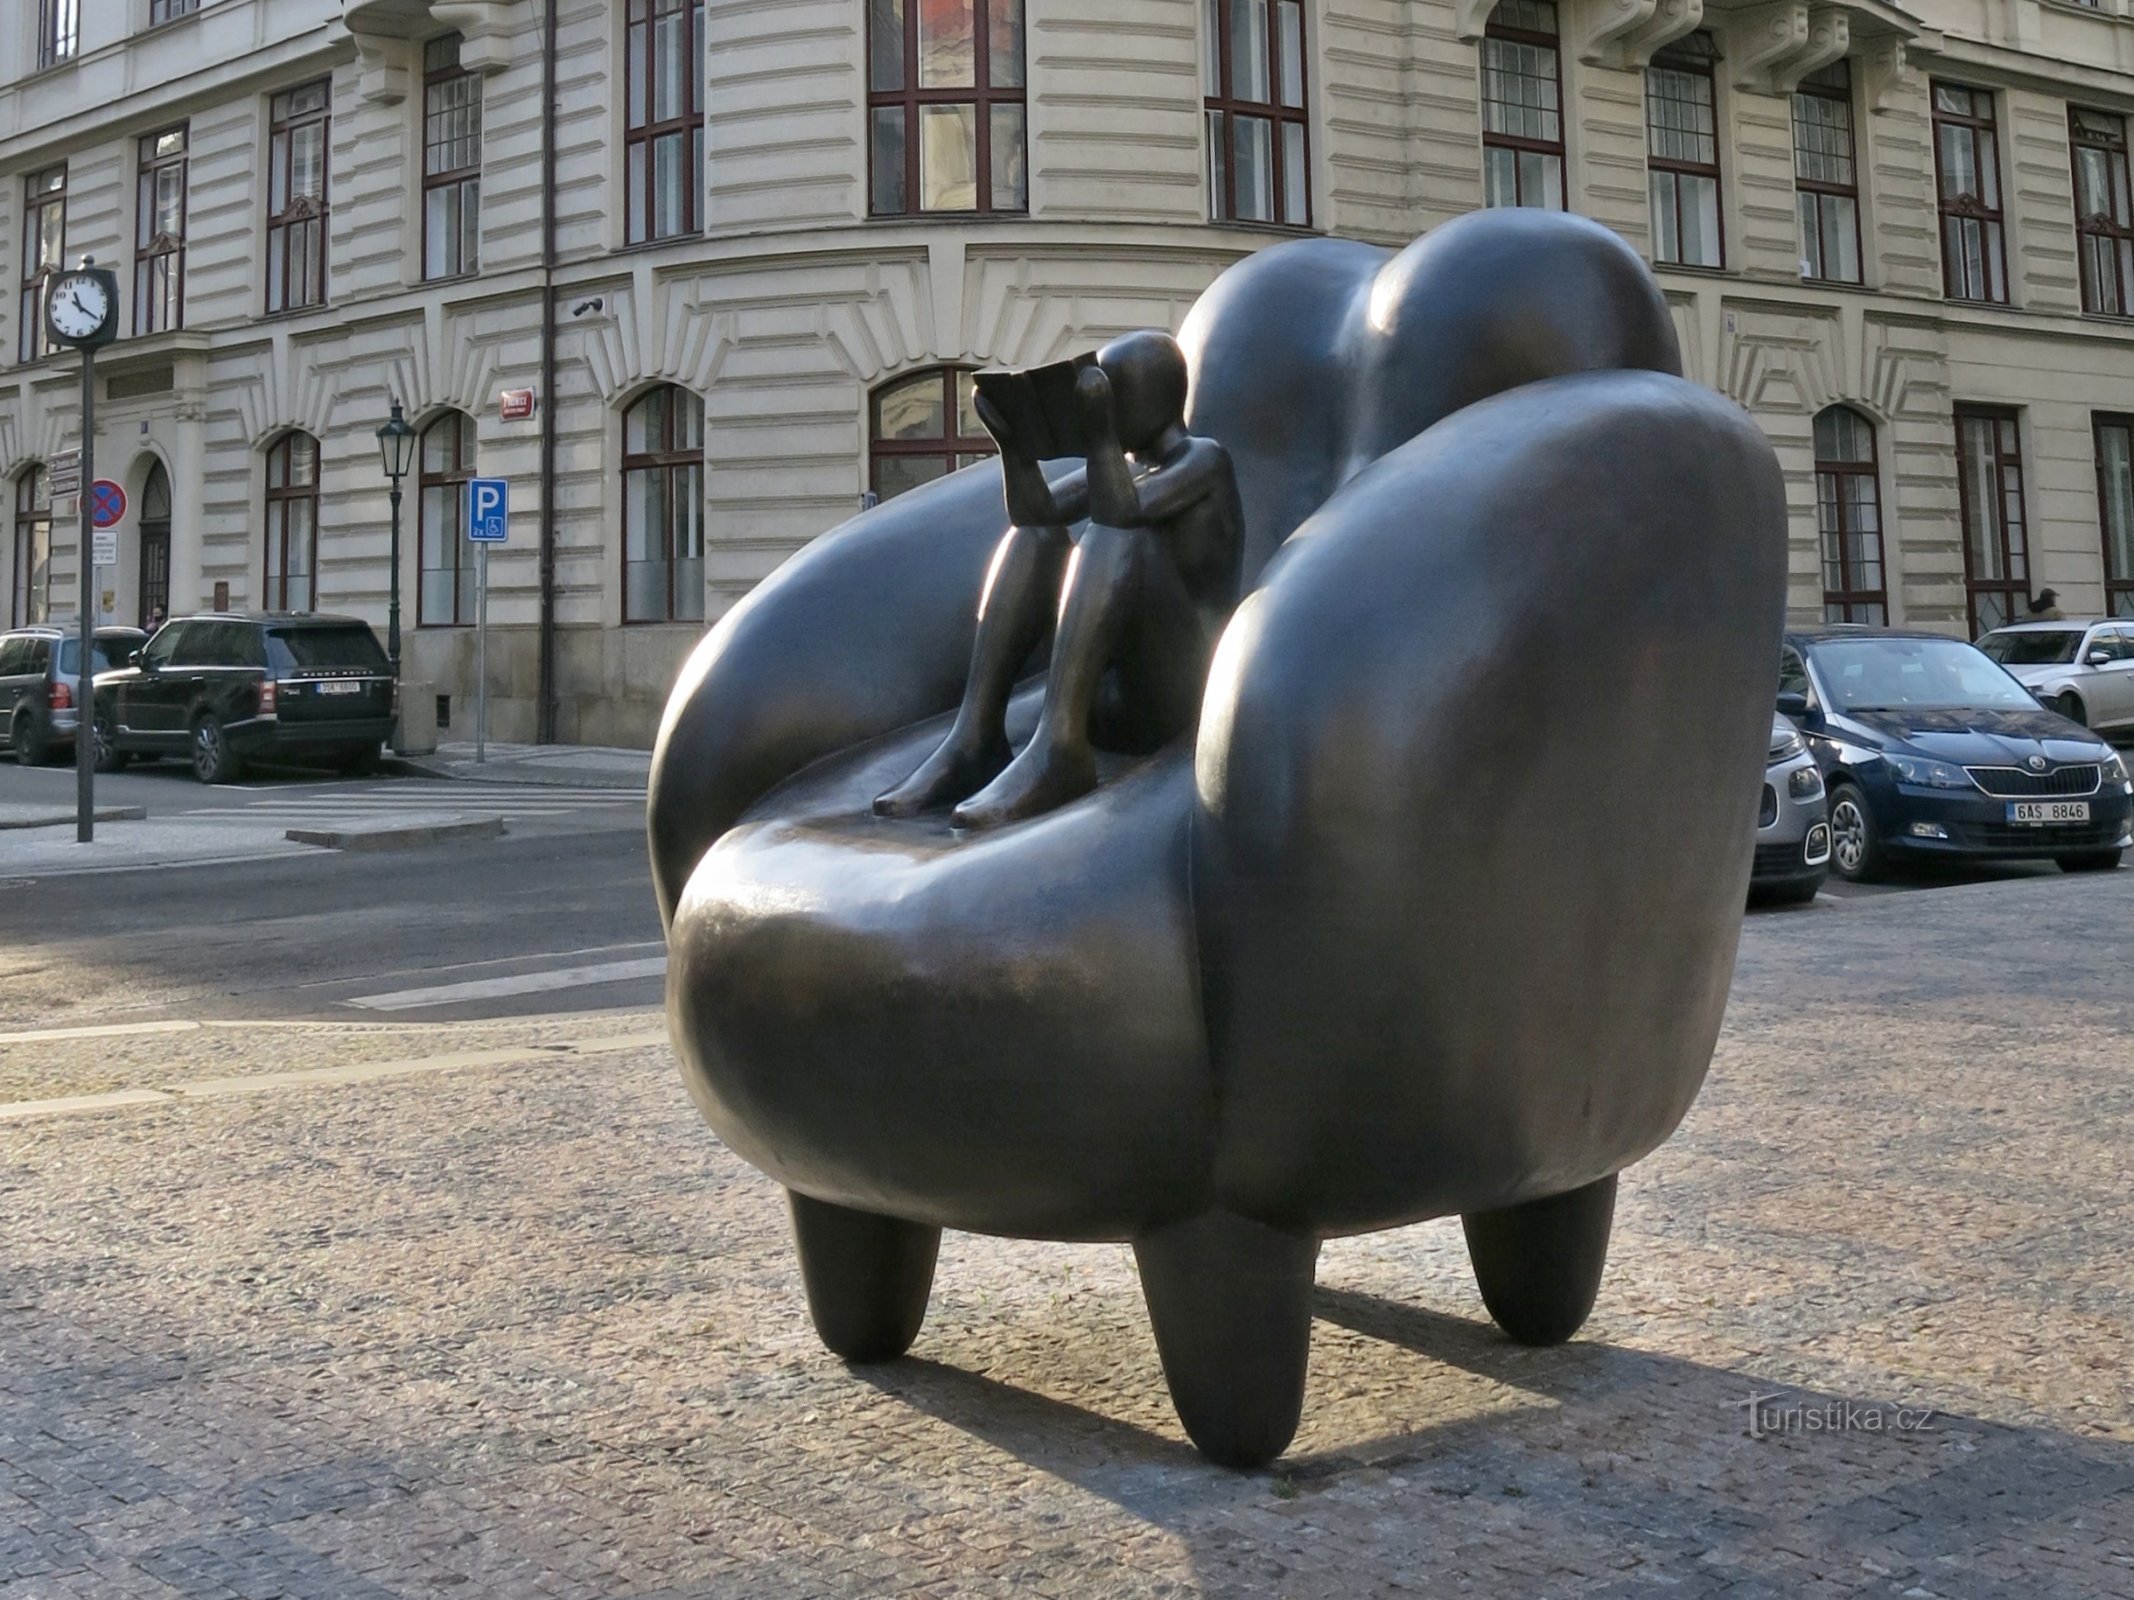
[[1976, 618, 2134, 735], [1780, 627, 2133, 880], [1, 624, 149, 765], [92, 612, 395, 783], [1751, 712, 1830, 902]]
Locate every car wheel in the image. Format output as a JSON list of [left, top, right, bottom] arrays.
[[1825, 784, 1888, 883], [92, 711, 128, 773], [191, 714, 243, 784], [336, 744, 381, 778], [2056, 691, 2087, 727], [2057, 849, 2123, 873], [10, 713, 49, 766]]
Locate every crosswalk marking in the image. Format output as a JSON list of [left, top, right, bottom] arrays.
[[162, 782, 644, 826], [342, 955, 668, 1011]]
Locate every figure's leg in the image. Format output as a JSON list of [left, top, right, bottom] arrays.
[[953, 524, 1199, 828], [874, 523, 1070, 817], [788, 1190, 942, 1362], [1460, 1174, 1618, 1346], [1134, 1212, 1319, 1469]]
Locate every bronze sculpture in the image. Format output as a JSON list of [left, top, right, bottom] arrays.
[[650, 209, 1787, 1468]]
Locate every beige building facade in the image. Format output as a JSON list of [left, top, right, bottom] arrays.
[[3, 0, 2134, 746]]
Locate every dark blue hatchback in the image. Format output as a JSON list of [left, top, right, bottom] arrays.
[[1780, 628, 2132, 880]]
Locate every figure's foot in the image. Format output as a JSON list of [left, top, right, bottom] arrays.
[[951, 736, 1098, 829], [873, 729, 1011, 817]]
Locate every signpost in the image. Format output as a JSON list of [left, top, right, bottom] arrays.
[[466, 478, 509, 765], [89, 479, 127, 529]]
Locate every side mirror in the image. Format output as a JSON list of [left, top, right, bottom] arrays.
[[1776, 691, 1810, 717], [2087, 649, 2113, 668], [128, 649, 145, 668]]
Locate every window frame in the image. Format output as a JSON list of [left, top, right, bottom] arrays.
[[262, 431, 320, 613], [1953, 404, 2029, 639], [2093, 413, 2134, 620], [1480, 0, 1566, 212], [134, 124, 188, 337], [2071, 107, 2134, 319], [1931, 81, 2009, 306], [417, 411, 479, 627], [1644, 33, 1725, 270], [11, 467, 51, 628], [138, 460, 172, 630], [1204, 0, 1313, 229], [265, 80, 331, 315], [149, 0, 199, 24], [868, 367, 997, 502], [421, 36, 483, 282], [623, 0, 706, 246], [1814, 406, 1888, 625], [37, 0, 79, 69], [1791, 61, 1863, 286], [621, 386, 706, 625], [18, 165, 67, 365], [867, 0, 1028, 217]]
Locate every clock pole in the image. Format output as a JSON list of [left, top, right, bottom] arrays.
[[50, 255, 120, 844]]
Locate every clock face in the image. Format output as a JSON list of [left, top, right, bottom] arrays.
[[48, 274, 112, 343]]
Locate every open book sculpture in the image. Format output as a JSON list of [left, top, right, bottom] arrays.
[[649, 209, 1786, 1468]]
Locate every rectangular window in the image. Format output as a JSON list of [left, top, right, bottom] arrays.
[[2095, 415, 2134, 619], [18, 167, 67, 364], [1792, 60, 1861, 284], [625, 0, 705, 244], [266, 81, 330, 314], [1646, 33, 1722, 269], [1204, 0, 1311, 227], [12, 469, 52, 627], [149, 0, 199, 20], [2072, 108, 2134, 318], [423, 37, 482, 280], [1481, 0, 1564, 211], [37, 0, 79, 68], [1932, 83, 2007, 304], [135, 126, 188, 336], [1954, 405, 2028, 637], [869, 0, 1027, 215], [264, 433, 320, 613]]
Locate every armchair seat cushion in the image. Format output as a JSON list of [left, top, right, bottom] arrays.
[[668, 698, 1216, 1241]]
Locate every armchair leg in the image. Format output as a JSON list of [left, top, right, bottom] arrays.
[[1133, 1212, 1319, 1469], [788, 1191, 942, 1363], [1460, 1173, 1618, 1346]]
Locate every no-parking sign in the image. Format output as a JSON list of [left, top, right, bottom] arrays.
[[89, 479, 127, 529]]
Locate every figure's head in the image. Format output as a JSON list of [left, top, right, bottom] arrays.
[[1096, 330, 1190, 453]]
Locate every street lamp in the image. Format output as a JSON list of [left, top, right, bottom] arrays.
[[375, 400, 417, 678]]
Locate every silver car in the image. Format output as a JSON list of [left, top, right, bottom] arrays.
[[1752, 713, 1830, 903], [1977, 619, 2134, 735]]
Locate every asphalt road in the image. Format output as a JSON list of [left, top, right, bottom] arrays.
[[0, 759, 661, 1028]]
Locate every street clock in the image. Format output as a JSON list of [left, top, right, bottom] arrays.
[[45, 262, 120, 350]]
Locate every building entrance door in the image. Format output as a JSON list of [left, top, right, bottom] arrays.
[[138, 462, 172, 629]]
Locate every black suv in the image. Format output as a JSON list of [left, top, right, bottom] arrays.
[[1, 624, 148, 765], [93, 613, 395, 783]]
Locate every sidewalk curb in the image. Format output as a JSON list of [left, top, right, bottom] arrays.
[[0, 805, 149, 832], [382, 755, 647, 791], [284, 817, 507, 852]]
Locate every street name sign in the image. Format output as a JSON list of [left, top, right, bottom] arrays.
[[48, 449, 80, 498], [499, 388, 538, 422]]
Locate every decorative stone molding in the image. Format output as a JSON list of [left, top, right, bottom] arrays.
[[341, 0, 511, 99], [1859, 37, 1914, 114], [431, 1, 515, 75], [346, 28, 411, 105], [1724, 1, 1849, 94], [1580, 0, 1705, 71], [1453, 0, 1499, 43]]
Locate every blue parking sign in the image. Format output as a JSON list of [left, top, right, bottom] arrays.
[[467, 478, 509, 542]]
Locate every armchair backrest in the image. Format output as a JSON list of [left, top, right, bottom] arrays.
[[1179, 210, 1684, 592]]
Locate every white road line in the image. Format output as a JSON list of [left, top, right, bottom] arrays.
[[341, 956, 669, 1011], [294, 939, 665, 990], [0, 1019, 199, 1045]]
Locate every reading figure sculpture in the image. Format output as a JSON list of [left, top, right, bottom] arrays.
[[650, 209, 1788, 1469]]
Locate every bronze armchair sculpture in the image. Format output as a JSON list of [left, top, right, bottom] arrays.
[[649, 209, 1786, 1468]]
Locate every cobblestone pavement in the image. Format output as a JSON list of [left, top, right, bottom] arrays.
[[3, 875, 2132, 1598]]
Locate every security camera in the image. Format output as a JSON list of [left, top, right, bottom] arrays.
[[571, 298, 605, 317]]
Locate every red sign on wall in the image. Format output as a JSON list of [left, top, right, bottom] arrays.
[[499, 388, 538, 422]]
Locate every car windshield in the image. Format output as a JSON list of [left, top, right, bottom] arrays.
[[56, 639, 122, 676], [1978, 629, 2083, 666], [267, 627, 388, 671], [1811, 637, 2037, 713]]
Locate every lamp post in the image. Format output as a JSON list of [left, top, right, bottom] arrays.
[[375, 401, 417, 683]]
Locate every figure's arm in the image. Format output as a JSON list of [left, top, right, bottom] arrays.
[[1077, 368, 1143, 528], [978, 391, 1091, 527], [1128, 439, 1224, 525]]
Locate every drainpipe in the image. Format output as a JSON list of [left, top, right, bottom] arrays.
[[536, 0, 560, 743]]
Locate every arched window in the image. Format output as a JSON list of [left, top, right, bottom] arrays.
[[419, 411, 478, 625], [622, 386, 704, 623], [1481, 0, 1564, 211], [139, 461, 172, 628], [870, 368, 995, 501], [1815, 406, 1887, 625], [11, 467, 51, 627], [263, 431, 319, 612], [868, 0, 1027, 215]]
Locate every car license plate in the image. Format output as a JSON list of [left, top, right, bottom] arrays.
[[317, 681, 362, 696], [2008, 800, 2089, 824]]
